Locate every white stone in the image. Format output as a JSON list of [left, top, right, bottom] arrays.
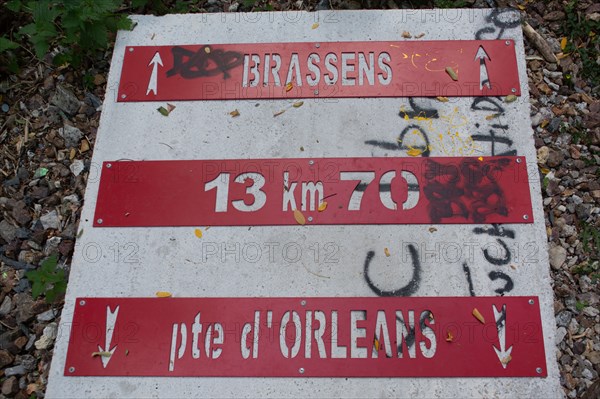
[[69, 160, 84, 176], [40, 210, 61, 230], [548, 245, 567, 270]]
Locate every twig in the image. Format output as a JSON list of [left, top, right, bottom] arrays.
[[522, 21, 558, 63]]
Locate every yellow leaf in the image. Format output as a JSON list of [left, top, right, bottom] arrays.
[[318, 202, 328, 212], [373, 338, 380, 351], [436, 96, 449, 102], [229, 109, 240, 117], [194, 228, 203, 238], [80, 139, 90, 153], [504, 94, 517, 103], [285, 82, 293, 92], [91, 351, 112, 357], [384, 247, 390, 257], [445, 331, 454, 342], [485, 113, 500, 120], [540, 119, 549, 128], [472, 308, 485, 324], [69, 148, 76, 160], [311, 23, 319, 29], [445, 66, 458, 81], [156, 291, 172, 298], [293, 101, 304, 108], [478, 156, 484, 161], [540, 167, 550, 174], [407, 147, 422, 157], [402, 31, 411, 39], [204, 46, 211, 53], [560, 37, 567, 50], [517, 4, 525, 10], [293, 209, 306, 225]]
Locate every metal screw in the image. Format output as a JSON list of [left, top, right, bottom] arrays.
[[505, 40, 510, 46], [106, 163, 112, 168], [121, 94, 127, 99], [315, 43, 320, 48], [97, 218, 103, 224], [523, 214, 529, 220], [309, 160, 314, 165], [79, 300, 86, 306], [511, 88, 517, 93], [516, 158, 521, 163], [314, 90, 319, 95], [69, 367, 75, 373], [299, 367, 305, 374], [129, 47, 134, 52], [536, 367, 542, 374], [308, 217, 313, 222], [529, 299, 535, 305], [301, 300, 306, 306]]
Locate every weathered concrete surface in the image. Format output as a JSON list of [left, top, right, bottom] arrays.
[[46, 9, 561, 398]]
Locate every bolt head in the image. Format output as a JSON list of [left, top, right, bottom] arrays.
[[79, 300, 86, 306], [299, 367, 305, 374], [97, 218, 103, 224]]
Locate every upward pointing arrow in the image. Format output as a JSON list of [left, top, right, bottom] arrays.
[[475, 46, 491, 90], [493, 304, 513, 369], [146, 52, 163, 96], [98, 306, 120, 368]]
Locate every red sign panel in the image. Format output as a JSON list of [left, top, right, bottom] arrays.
[[117, 40, 520, 101], [93, 156, 533, 227], [64, 296, 546, 377]]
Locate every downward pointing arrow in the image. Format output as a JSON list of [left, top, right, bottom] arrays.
[[493, 304, 512, 369], [475, 46, 491, 90], [98, 306, 119, 368], [146, 52, 163, 96]]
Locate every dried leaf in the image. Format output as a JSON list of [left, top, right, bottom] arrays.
[[472, 308, 485, 324], [274, 110, 286, 117], [478, 156, 484, 161], [157, 106, 169, 116], [540, 119, 549, 128], [501, 355, 512, 365], [311, 23, 319, 29], [540, 167, 550, 174], [510, 264, 517, 270], [69, 148, 76, 160], [156, 291, 172, 298], [204, 46, 211, 53], [402, 31, 412, 38], [485, 113, 500, 120], [436, 96, 449, 102], [194, 228, 203, 239], [446, 331, 454, 342], [318, 202, 328, 212], [300, 146, 304, 151], [293, 209, 306, 225], [373, 338, 380, 351], [407, 147, 423, 157], [415, 33, 425, 39], [77, 229, 84, 238], [230, 109, 240, 117], [504, 94, 517, 103], [166, 103, 176, 113], [428, 227, 437, 233], [445, 66, 458, 81], [517, 4, 525, 10], [293, 101, 304, 108], [285, 82, 293, 92], [125, 349, 130, 356], [91, 351, 112, 357], [80, 139, 90, 153], [384, 247, 391, 257], [560, 37, 567, 50]]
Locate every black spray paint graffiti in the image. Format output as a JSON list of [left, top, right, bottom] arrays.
[[473, 224, 515, 296], [166, 46, 244, 79]]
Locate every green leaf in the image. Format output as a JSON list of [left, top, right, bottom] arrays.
[[132, 0, 148, 8], [0, 37, 19, 52], [116, 15, 134, 31], [5, 0, 23, 12]]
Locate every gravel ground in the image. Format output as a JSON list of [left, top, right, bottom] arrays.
[[0, 0, 599, 398]]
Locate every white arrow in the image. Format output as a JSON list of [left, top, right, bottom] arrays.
[[98, 305, 120, 368], [475, 46, 491, 90], [146, 52, 163, 96], [493, 304, 512, 369]]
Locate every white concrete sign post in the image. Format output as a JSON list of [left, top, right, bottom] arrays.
[[46, 9, 561, 398]]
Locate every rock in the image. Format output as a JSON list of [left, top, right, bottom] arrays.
[[59, 124, 83, 148], [556, 326, 567, 344], [40, 210, 61, 230], [18, 250, 37, 264], [13, 293, 35, 324], [556, 310, 572, 327], [0, 349, 14, 368], [587, 351, 600, 365], [17, 354, 36, 372], [1, 376, 19, 396], [582, 380, 600, 399], [0, 220, 17, 242], [93, 74, 106, 86], [34, 322, 58, 350], [547, 149, 564, 167], [537, 146, 550, 164], [576, 204, 592, 219], [11, 202, 32, 226], [36, 308, 57, 322], [0, 296, 11, 316], [228, 2, 239, 11], [62, 194, 80, 205], [70, 159, 84, 176], [50, 85, 80, 115], [549, 245, 567, 270], [4, 364, 26, 377], [582, 306, 599, 318], [44, 236, 62, 255]]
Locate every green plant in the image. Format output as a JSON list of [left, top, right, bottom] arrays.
[[26, 254, 67, 303], [433, 0, 467, 8], [562, 0, 600, 87], [581, 222, 600, 255], [575, 301, 587, 311]]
